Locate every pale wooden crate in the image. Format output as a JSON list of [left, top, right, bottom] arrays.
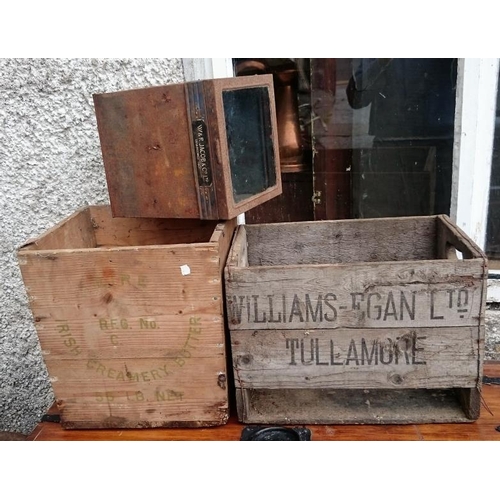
[[18, 205, 236, 429], [224, 215, 488, 424]]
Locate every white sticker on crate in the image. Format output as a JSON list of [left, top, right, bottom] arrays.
[[180, 264, 191, 276]]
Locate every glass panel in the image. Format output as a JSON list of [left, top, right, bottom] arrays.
[[336, 58, 457, 218], [231, 58, 457, 224], [222, 87, 277, 204], [485, 67, 500, 270]]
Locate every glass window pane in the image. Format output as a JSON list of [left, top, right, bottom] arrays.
[[345, 58, 457, 218], [222, 87, 277, 204], [232, 58, 458, 224]]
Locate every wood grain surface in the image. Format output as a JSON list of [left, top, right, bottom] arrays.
[[231, 327, 481, 390], [26, 362, 500, 440], [17, 206, 236, 429], [224, 216, 487, 424], [226, 259, 485, 330]]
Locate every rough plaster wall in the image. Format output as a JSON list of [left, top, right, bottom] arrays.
[[485, 306, 500, 360], [0, 58, 185, 434]]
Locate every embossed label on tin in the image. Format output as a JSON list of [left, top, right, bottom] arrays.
[[192, 119, 213, 187]]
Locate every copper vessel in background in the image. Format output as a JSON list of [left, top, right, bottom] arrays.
[[235, 59, 307, 173]]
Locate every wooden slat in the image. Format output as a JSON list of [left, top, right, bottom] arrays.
[[208, 218, 237, 274], [36, 313, 225, 360], [226, 259, 485, 330], [226, 225, 248, 269], [235, 387, 477, 425], [25, 362, 500, 440], [19, 245, 223, 321], [19, 207, 96, 252], [88, 205, 219, 247], [437, 214, 484, 259], [231, 327, 481, 390], [244, 217, 438, 266], [51, 357, 227, 429]]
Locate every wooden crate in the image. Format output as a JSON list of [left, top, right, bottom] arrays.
[[224, 215, 488, 424], [18, 205, 236, 429]]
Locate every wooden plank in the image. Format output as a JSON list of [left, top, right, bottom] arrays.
[[231, 327, 481, 390], [226, 259, 486, 330], [435, 217, 488, 422], [437, 214, 485, 259], [19, 245, 223, 321], [208, 218, 237, 274], [19, 207, 96, 252], [32, 313, 225, 360], [88, 205, 218, 247], [226, 225, 248, 269], [235, 387, 477, 425], [244, 217, 438, 266], [24, 363, 500, 440], [49, 357, 227, 429]]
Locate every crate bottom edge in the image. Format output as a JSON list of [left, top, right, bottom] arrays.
[[236, 387, 479, 425]]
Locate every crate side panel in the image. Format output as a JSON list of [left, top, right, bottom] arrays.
[[20, 245, 223, 320], [225, 225, 248, 269], [226, 259, 485, 330], [209, 219, 237, 274], [20, 207, 96, 252], [231, 327, 481, 390], [235, 388, 476, 425], [31, 313, 226, 360], [89, 206, 219, 247], [19, 244, 228, 427], [244, 217, 437, 266], [50, 357, 227, 428], [437, 215, 486, 259]]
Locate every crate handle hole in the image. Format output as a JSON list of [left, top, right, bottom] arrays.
[[446, 244, 464, 261]]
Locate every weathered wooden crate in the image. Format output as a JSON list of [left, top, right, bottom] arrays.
[[224, 215, 488, 424], [18, 205, 236, 429]]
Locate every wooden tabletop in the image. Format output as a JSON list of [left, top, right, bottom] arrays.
[[27, 362, 500, 441]]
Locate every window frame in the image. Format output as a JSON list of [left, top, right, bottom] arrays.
[[451, 58, 499, 301], [183, 58, 500, 301]]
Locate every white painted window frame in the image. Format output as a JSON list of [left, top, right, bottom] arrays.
[[183, 58, 500, 301], [182, 58, 234, 81], [451, 58, 499, 302]]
